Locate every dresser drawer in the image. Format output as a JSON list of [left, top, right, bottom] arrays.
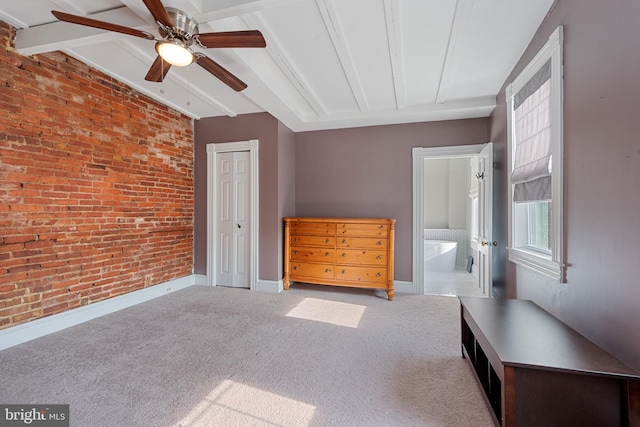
[[337, 237, 387, 249], [335, 266, 387, 283], [337, 223, 388, 237], [290, 222, 335, 236], [291, 235, 335, 247], [337, 249, 387, 265], [284, 217, 395, 300], [290, 262, 334, 280], [291, 247, 335, 263]]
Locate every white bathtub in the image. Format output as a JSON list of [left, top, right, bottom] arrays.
[[423, 240, 458, 272]]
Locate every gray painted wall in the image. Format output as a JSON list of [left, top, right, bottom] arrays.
[[295, 119, 488, 282], [194, 113, 294, 282], [490, 0, 640, 369], [194, 115, 487, 284], [277, 122, 296, 279]]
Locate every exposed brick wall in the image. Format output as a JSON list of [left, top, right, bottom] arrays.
[[0, 21, 194, 329]]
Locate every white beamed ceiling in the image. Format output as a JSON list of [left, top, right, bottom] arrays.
[[1, 0, 554, 132]]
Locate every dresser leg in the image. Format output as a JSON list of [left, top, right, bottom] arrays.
[[283, 279, 290, 291], [387, 288, 394, 301]]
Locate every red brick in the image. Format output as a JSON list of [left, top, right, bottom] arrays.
[[0, 20, 193, 330]]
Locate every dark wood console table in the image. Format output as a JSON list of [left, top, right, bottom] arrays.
[[459, 296, 640, 426]]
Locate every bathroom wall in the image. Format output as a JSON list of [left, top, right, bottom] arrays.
[[423, 158, 468, 229], [423, 158, 471, 268]]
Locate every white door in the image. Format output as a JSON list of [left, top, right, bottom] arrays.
[[476, 143, 493, 296], [216, 151, 250, 288]]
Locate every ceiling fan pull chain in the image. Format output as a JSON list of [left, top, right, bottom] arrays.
[[186, 67, 191, 106], [160, 59, 165, 94]]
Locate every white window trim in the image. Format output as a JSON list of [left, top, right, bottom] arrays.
[[506, 26, 565, 282]]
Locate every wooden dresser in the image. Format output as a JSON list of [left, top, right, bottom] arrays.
[[283, 217, 396, 300]]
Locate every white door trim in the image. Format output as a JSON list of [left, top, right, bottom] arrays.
[[206, 140, 259, 291], [412, 143, 492, 295]]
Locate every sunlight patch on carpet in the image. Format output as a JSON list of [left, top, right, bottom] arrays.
[[285, 297, 366, 328], [171, 379, 316, 427]]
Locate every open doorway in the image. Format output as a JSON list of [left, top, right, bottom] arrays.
[[422, 156, 482, 297], [412, 144, 493, 298]]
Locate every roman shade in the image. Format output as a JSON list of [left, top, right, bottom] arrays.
[[512, 60, 552, 202]]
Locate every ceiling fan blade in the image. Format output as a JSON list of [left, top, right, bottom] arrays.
[[196, 31, 266, 48], [144, 56, 172, 82], [142, 0, 174, 28], [195, 54, 247, 92], [51, 10, 155, 40]]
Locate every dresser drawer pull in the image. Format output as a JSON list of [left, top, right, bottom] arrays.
[[293, 266, 298, 271], [377, 272, 382, 277], [341, 253, 346, 257], [377, 241, 382, 245], [294, 251, 298, 255], [326, 239, 329, 243], [325, 252, 329, 257], [325, 268, 330, 273], [379, 225, 383, 229], [377, 255, 383, 259], [341, 270, 346, 274], [294, 238, 299, 242]]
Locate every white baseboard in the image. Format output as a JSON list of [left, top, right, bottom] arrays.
[[0, 275, 196, 351], [194, 274, 208, 286], [394, 280, 415, 294], [255, 279, 283, 293]]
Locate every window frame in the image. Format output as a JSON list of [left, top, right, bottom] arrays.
[[506, 26, 565, 282]]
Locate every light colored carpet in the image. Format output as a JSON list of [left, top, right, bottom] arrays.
[[0, 284, 494, 427]]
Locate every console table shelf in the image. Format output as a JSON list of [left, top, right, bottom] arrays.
[[459, 296, 640, 427]]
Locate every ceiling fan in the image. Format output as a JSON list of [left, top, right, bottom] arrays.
[[51, 0, 266, 91]]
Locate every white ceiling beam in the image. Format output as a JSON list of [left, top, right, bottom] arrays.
[[315, 0, 368, 112], [383, 0, 405, 110], [15, 7, 156, 56], [194, 0, 299, 22], [241, 12, 326, 117], [294, 95, 496, 132], [0, 9, 28, 29], [185, 0, 203, 13], [50, 0, 86, 16], [436, 0, 475, 104], [117, 0, 156, 23]]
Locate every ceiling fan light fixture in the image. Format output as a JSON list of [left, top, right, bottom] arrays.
[[155, 39, 194, 67]]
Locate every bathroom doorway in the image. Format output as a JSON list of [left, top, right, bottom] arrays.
[[412, 144, 493, 298]]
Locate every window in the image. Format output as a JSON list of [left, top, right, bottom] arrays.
[[506, 26, 565, 281]]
